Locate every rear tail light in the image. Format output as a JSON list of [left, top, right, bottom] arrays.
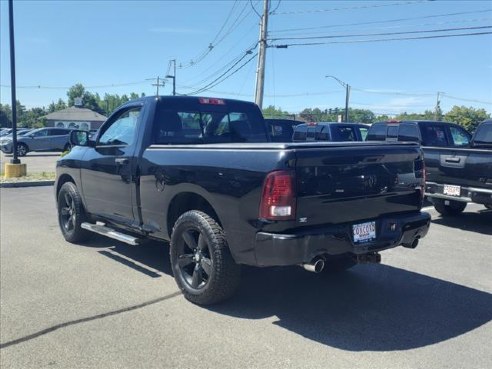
[[259, 170, 296, 220]]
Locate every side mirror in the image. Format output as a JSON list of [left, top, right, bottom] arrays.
[[70, 130, 94, 147]]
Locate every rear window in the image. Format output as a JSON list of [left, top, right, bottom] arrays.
[[387, 125, 398, 139], [366, 124, 387, 141], [152, 105, 267, 144], [398, 124, 420, 142], [332, 126, 356, 141], [473, 123, 492, 144]]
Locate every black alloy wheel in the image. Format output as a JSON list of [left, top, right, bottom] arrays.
[[16, 143, 28, 157], [170, 210, 241, 305], [57, 182, 91, 243]]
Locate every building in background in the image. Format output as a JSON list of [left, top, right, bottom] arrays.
[[43, 101, 107, 131]]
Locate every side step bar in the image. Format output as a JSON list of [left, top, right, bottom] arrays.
[[81, 222, 140, 246]]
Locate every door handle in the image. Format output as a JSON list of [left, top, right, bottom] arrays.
[[445, 157, 461, 163], [115, 158, 129, 165]]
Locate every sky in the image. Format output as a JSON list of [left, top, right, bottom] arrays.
[[1, 0, 491, 116]]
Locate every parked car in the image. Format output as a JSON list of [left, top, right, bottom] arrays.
[[366, 120, 492, 214], [56, 96, 430, 305], [293, 122, 370, 142], [0, 127, 73, 156], [264, 118, 304, 142]]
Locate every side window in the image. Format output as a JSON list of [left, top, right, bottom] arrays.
[[33, 129, 48, 137], [398, 124, 420, 142], [358, 127, 368, 141], [421, 126, 448, 146], [449, 126, 470, 146], [99, 107, 140, 146]]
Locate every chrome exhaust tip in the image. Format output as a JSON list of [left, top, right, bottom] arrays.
[[300, 257, 325, 273]]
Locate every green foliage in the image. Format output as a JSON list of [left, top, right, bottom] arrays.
[[262, 105, 295, 119], [444, 105, 490, 132], [394, 110, 436, 121]]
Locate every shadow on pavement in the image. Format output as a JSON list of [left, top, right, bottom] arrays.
[[80, 236, 172, 277], [210, 264, 492, 352], [79, 236, 492, 352], [432, 208, 492, 235]]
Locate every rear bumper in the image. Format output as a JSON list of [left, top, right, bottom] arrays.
[[425, 182, 492, 205], [254, 211, 430, 267]]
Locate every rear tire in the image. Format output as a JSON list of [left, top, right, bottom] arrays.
[[170, 210, 241, 305], [16, 143, 28, 157], [57, 182, 91, 243], [433, 199, 467, 216]]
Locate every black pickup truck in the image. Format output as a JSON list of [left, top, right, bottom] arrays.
[[367, 120, 492, 215], [424, 120, 492, 214], [56, 96, 430, 305]]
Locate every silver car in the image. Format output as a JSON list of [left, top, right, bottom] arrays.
[[0, 127, 73, 156]]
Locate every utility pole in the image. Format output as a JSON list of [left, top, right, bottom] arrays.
[[254, 0, 269, 109], [9, 0, 19, 165], [166, 59, 176, 96], [434, 91, 442, 121], [148, 77, 165, 96], [326, 75, 350, 122]]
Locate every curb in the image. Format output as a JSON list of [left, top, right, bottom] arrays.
[[0, 180, 55, 188]]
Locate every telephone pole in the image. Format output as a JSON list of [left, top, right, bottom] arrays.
[[434, 91, 442, 121], [254, 0, 269, 109], [147, 77, 165, 96], [166, 59, 176, 96]]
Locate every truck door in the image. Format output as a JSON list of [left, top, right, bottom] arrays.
[[80, 106, 141, 223]]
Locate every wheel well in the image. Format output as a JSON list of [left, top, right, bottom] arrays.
[[167, 193, 221, 236], [56, 174, 75, 196]]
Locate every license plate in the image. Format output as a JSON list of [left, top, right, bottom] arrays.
[[443, 184, 461, 196], [353, 221, 376, 243]]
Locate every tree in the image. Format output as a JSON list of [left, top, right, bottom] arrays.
[[67, 83, 86, 106], [262, 105, 292, 119], [0, 104, 12, 127], [444, 105, 490, 132]]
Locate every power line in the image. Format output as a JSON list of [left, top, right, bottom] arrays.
[[269, 25, 492, 42], [186, 52, 258, 95], [0, 80, 151, 90], [272, 30, 492, 48], [271, 1, 428, 15], [442, 94, 492, 105], [269, 17, 492, 38], [270, 9, 492, 34]]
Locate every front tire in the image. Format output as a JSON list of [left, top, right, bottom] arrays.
[[170, 210, 241, 305], [57, 182, 91, 243], [433, 199, 467, 216]]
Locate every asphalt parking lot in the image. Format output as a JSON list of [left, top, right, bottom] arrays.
[[1, 186, 491, 369]]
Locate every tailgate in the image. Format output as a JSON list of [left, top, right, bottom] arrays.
[[425, 147, 492, 189], [295, 144, 424, 227]]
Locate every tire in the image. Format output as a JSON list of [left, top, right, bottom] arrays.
[[57, 182, 91, 243], [170, 210, 241, 305], [322, 255, 357, 274], [16, 143, 28, 157], [433, 199, 467, 216]]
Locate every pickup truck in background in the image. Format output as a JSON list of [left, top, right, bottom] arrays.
[[366, 120, 492, 215], [293, 122, 369, 142], [56, 96, 430, 305]]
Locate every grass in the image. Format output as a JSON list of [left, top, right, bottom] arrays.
[[0, 171, 56, 183]]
